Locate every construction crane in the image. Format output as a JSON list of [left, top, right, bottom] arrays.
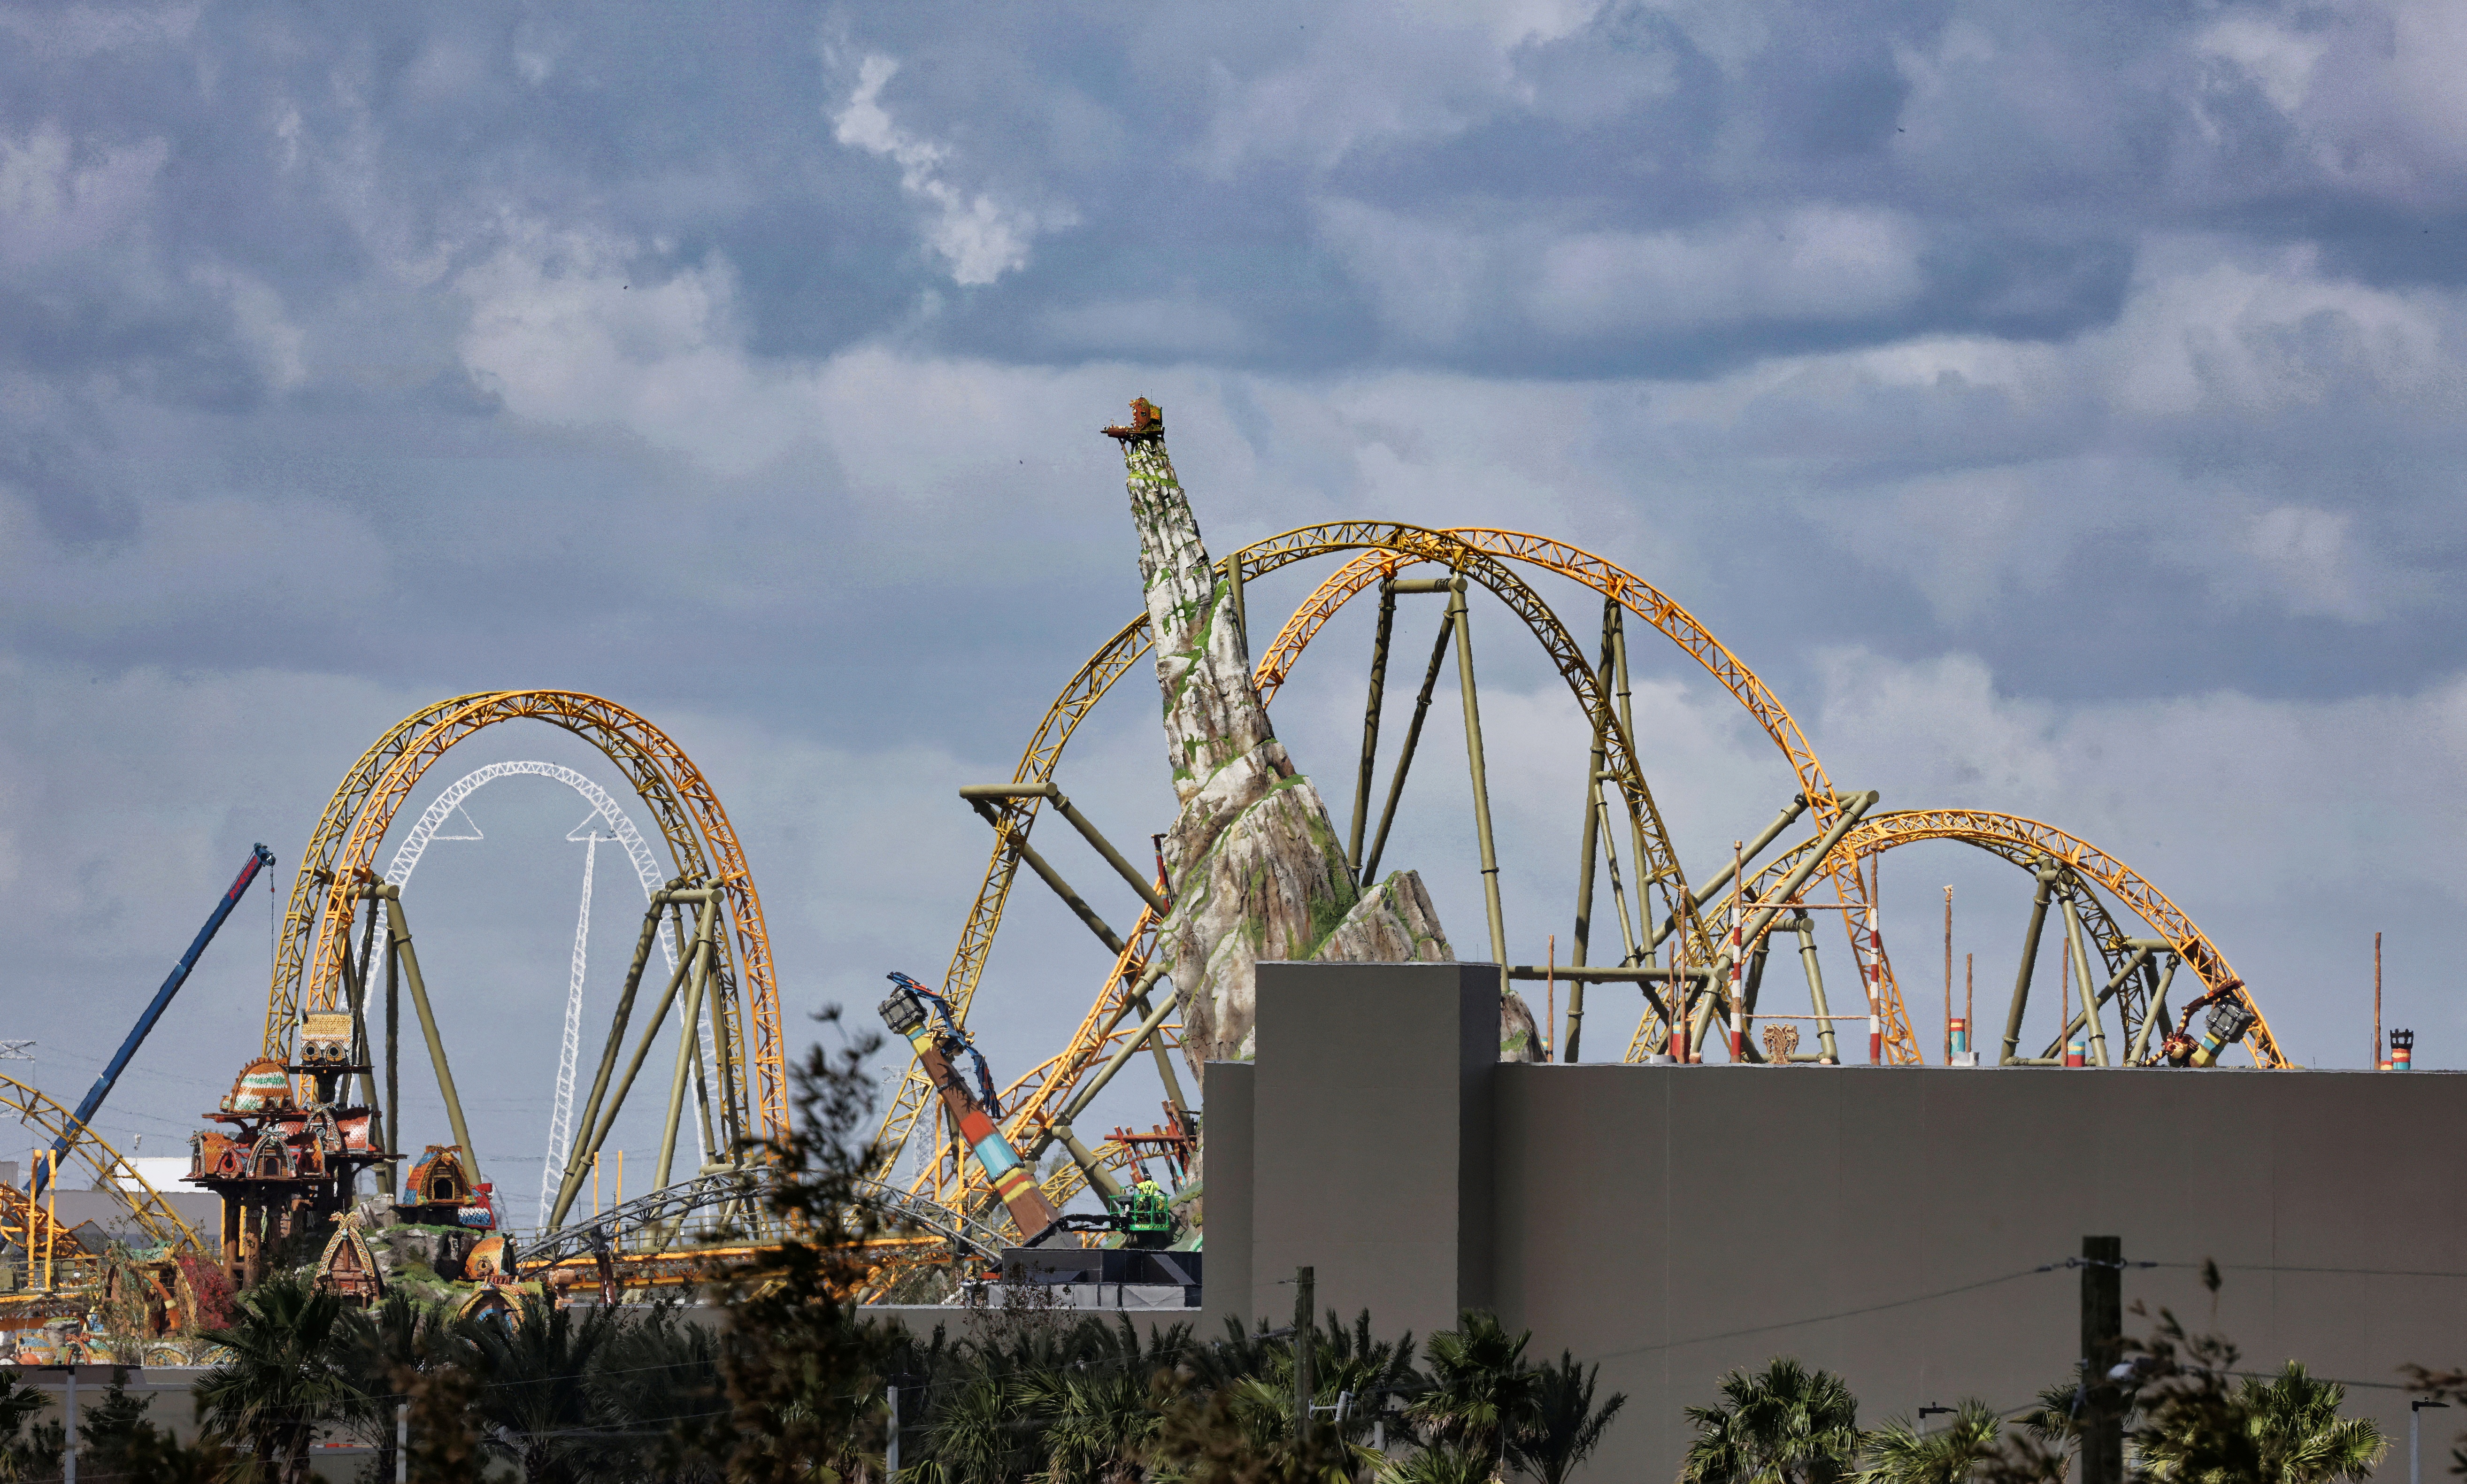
[[878, 972, 1063, 1246], [33, 844, 276, 1197]]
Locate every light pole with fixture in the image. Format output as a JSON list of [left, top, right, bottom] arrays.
[[2414, 1398, 2450, 1484]]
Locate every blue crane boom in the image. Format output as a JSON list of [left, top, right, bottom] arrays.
[[31, 842, 276, 1197]]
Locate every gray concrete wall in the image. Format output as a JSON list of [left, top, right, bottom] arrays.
[[1201, 1058, 1253, 1337], [1248, 962, 1496, 1347], [1207, 959, 2467, 1482], [1492, 1062, 2467, 1481]]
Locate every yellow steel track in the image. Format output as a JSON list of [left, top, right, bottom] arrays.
[[268, 691, 790, 1145], [1750, 809, 2284, 1068], [2, 1074, 205, 1253], [876, 522, 1760, 1204]]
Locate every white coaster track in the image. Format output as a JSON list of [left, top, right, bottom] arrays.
[[384, 760, 716, 1228]]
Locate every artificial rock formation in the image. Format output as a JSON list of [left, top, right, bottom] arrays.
[[1106, 399, 1540, 1068]]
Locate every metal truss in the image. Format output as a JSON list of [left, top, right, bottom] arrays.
[[847, 1177, 1011, 1264], [516, 1168, 777, 1271], [1, 1074, 205, 1253], [267, 692, 789, 1146], [871, 516, 1956, 1188], [1750, 809, 2285, 1069]]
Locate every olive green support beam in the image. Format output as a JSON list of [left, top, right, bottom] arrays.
[[1222, 552, 1247, 657], [340, 892, 383, 1114], [961, 783, 1170, 919], [1609, 611, 1654, 922], [548, 888, 716, 1230], [1591, 774, 1643, 963], [1449, 582, 1509, 975], [1741, 934, 1771, 1062], [966, 797, 1131, 957], [1709, 791, 1880, 981], [2043, 942, 2159, 1064], [703, 921, 747, 1163], [1650, 794, 1812, 951], [656, 888, 728, 1192], [1054, 985, 1181, 1129], [2001, 866, 2060, 1065], [378, 887, 483, 1198], [686, 1003, 720, 1170], [1565, 599, 1617, 1062], [2061, 889, 2112, 1066], [383, 918, 400, 1188], [1049, 1120, 1127, 1207], [549, 884, 705, 1228], [1360, 585, 1459, 887], [1791, 915, 1843, 1064], [955, 794, 1187, 1117], [1349, 578, 1398, 882], [2129, 953, 2180, 1064]]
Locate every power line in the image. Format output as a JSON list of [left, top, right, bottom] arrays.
[[1575, 1264, 2065, 1366]]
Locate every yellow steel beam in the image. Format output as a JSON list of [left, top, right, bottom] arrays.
[[872, 521, 1729, 1184], [0, 1075, 204, 1253], [1749, 809, 2284, 1069], [269, 692, 790, 1146]]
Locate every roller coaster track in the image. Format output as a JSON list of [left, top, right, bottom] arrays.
[[1749, 809, 2284, 1069], [1302, 530, 1916, 1063], [850, 1177, 1011, 1263], [523, 1176, 1011, 1281], [516, 1168, 776, 1271], [1, 1074, 205, 1253], [872, 523, 1718, 1197], [269, 691, 789, 1146]]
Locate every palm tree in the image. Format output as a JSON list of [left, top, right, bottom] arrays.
[[1679, 1357, 1862, 1484], [118, 1424, 238, 1484], [2139, 1361, 2385, 1484], [1860, 1399, 2001, 1484], [1032, 1314, 1196, 1484], [1308, 1308, 1423, 1457], [2246, 1362, 2386, 1484], [0, 1371, 50, 1482], [194, 1272, 366, 1484], [915, 1365, 1039, 1484], [1407, 1312, 1545, 1481], [588, 1302, 727, 1483], [1511, 1352, 1626, 1484], [464, 1292, 624, 1484], [1380, 1440, 1494, 1484], [339, 1290, 451, 1483]]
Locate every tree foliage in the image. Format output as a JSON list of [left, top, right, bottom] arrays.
[[1680, 1358, 1863, 1484], [1860, 1400, 2003, 1484], [698, 1007, 901, 1483]]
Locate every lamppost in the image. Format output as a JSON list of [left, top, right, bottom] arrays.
[[2413, 1398, 2450, 1484], [1919, 1405, 1955, 1435]]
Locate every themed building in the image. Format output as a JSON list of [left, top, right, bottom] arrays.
[[184, 1014, 390, 1289]]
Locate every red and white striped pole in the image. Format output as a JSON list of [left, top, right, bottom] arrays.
[[1728, 918, 1745, 1061], [1862, 905, 1884, 1064]]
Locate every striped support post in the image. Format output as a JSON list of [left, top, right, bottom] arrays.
[[1727, 920, 1745, 1061], [1862, 907, 1885, 1064]]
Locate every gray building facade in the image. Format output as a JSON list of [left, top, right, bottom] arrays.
[[1204, 961, 2467, 1480]]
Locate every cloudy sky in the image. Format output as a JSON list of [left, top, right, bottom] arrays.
[[4, 1, 2464, 1221]]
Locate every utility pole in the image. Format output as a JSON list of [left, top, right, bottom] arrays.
[[1293, 1266, 1316, 1443], [2081, 1236, 2123, 1484]]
